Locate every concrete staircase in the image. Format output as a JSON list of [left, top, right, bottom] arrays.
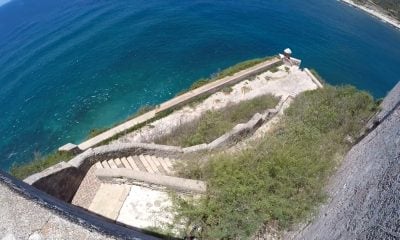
[[95, 155, 175, 176], [86, 155, 205, 224]]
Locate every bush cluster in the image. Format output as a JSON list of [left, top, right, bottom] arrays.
[[171, 86, 378, 239]]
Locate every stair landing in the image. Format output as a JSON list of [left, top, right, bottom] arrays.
[[88, 183, 130, 220]]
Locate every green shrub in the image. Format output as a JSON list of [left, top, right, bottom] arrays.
[[154, 94, 279, 147], [214, 56, 276, 79], [221, 86, 233, 94], [270, 66, 280, 73], [10, 151, 74, 179], [171, 86, 378, 239]]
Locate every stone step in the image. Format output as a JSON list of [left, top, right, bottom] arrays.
[[131, 155, 146, 172], [157, 157, 173, 174], [108, 160, 118, 169], [95, 162, 103, 169], [120, 157, 132, 170], [125, 156, 138, 171], [139, 155, 156, 174], [151, 156, 167, 175], [96, 155, 176, 176], [144, 155, 160, 174], [164, 157, 174, 170], [115, 158, 124, 168], [101, 160, 110, 169]]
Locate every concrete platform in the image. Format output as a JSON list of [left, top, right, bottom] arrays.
[[84, 183, 183, 232], [117, 185, 175, 230], [88, 183, 131, 220]]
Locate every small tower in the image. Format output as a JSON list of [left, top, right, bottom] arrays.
[[283, 48, 292, 59], [280, 48, 301, 66]]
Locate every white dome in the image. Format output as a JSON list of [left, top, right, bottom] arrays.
[[284, 48, 292, 54]]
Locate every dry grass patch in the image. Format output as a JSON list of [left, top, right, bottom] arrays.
[[154, 94, 279, 147]]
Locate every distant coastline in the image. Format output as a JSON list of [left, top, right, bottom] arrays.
[[339, 0, 400, 30]]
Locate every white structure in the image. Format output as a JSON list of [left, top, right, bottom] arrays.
[[280, 48, 301, 66], [284, 48, 292, 56]]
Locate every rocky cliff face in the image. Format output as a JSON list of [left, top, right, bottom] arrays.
[[289, 82, 400, 240], [354, 0, 400, 20]]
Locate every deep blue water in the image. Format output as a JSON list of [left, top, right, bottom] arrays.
[[0, 0, 400, 170]]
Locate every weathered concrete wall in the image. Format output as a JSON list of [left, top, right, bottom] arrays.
[[25, 143, 183, 202], [96, 168, 207, 193], [26, 162, 85, 202], [288, 81, 400, 240], [182, 96, 289, 153], [0, 171, 160, 239], [304, 68, 324, 88]]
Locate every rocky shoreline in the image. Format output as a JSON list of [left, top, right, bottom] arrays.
[[339, 0, 400, 30]]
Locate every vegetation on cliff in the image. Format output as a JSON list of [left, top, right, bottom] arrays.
[[176, 56, 277, 96], [10, 151, 73, 179], [171, 85, 378, 239]]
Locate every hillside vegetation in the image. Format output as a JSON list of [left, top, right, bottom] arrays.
[[10, 151, 73, 179], [171, 85, 379, 239], [354, 0, 400, 20]]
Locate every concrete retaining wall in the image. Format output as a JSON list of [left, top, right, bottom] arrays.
[[0, 171, 160, 240], [96, 168, 207, 193], [24, 143, 183, 202], [182, 110, 271, 153], [304, 68, 324, 88], [182, 96, 288, 153], [24, 162, 85, 202]]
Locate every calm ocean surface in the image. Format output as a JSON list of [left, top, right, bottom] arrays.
[[0, 0, 399, 170]]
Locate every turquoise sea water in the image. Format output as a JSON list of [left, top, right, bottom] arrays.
[[0, 0, 400, 170]]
